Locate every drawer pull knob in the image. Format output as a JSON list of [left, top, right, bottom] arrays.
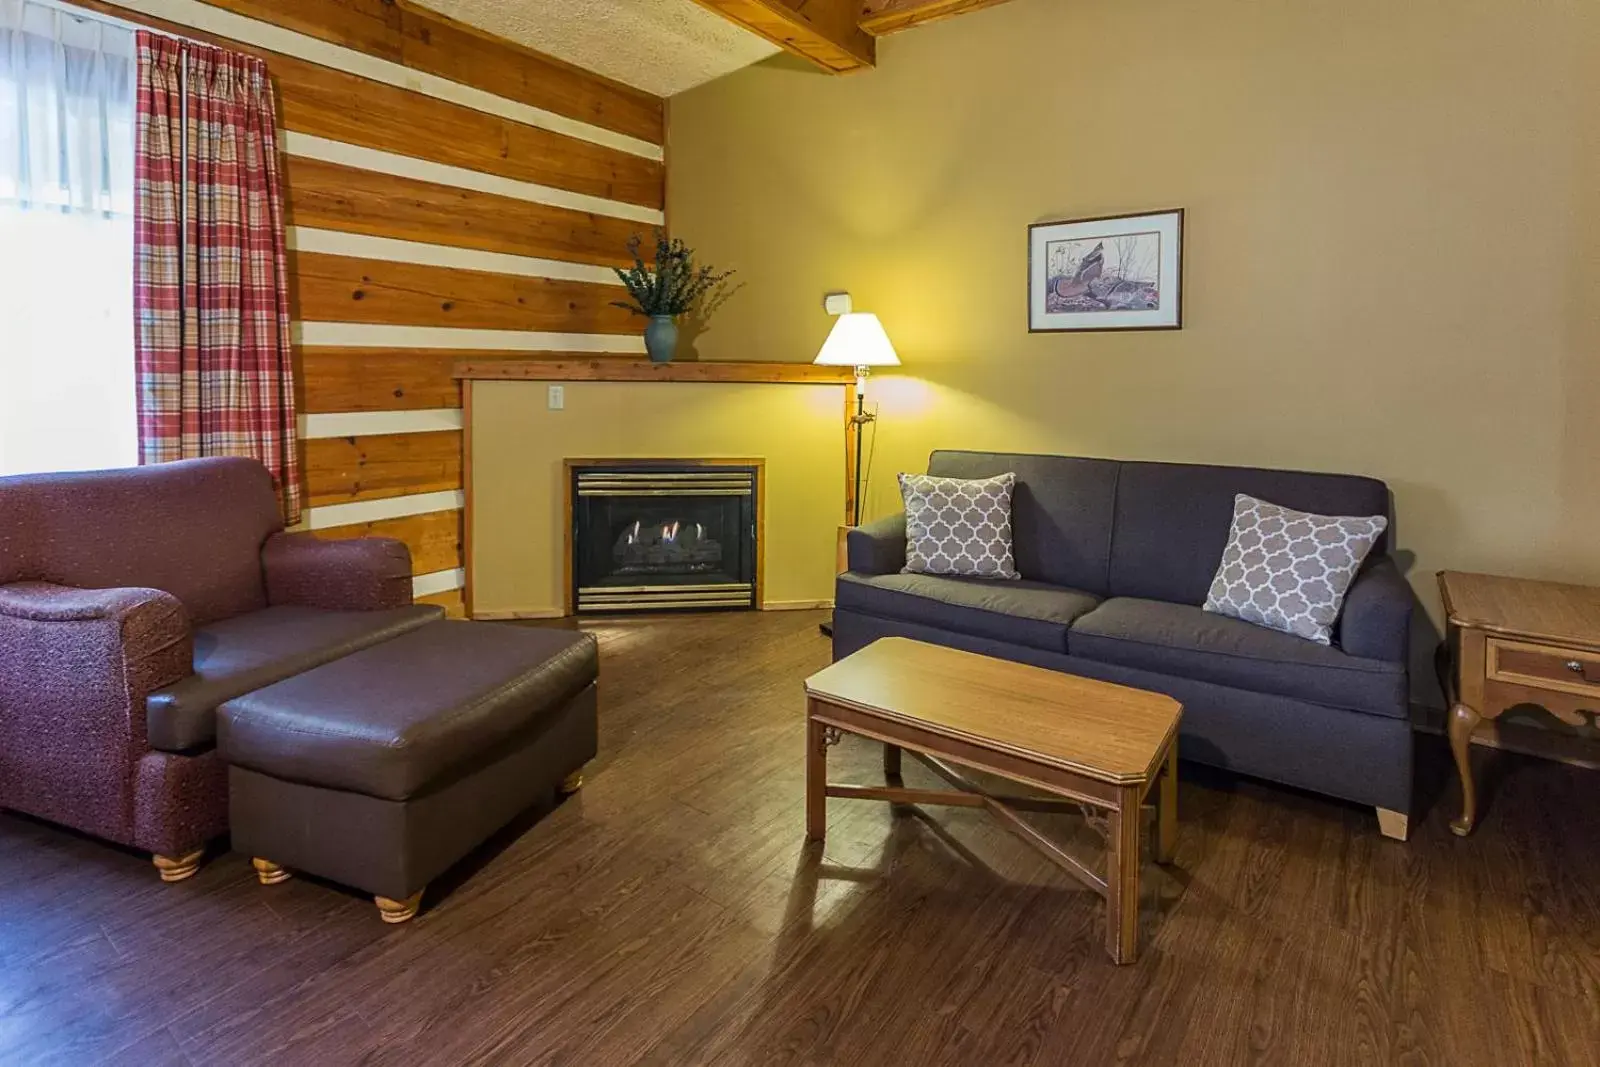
[[1566, 660, 1585, 673]]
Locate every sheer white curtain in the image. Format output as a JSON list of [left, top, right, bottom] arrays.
[[0, 0, 137, 476]]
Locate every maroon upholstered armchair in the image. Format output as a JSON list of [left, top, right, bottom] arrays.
[[0, 458, 443, 880]]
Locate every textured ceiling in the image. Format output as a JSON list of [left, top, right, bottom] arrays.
[[423, 0, 780, 97]]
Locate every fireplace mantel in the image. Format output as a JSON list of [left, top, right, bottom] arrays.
[[452, 359, 856, 385]]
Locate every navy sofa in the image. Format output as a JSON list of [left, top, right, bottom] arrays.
[[832, 450, 1415, 839]]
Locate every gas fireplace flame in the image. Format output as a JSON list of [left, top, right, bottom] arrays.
[[661, 521, 680, 543]]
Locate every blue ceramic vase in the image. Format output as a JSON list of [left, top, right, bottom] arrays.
[[644, 315, 679, 363]]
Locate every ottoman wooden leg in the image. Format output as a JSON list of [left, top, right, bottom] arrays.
[[559, 769, 585, 795], [152, 848, 205, 883], [376, 891, 424, 924], [252, 858, 292, 886]]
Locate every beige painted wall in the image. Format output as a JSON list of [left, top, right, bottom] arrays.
[[469, 380, 846, 616], [668, 0, 1600, 698]]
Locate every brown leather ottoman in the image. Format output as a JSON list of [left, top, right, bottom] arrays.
[[216, 620, 598, 922]]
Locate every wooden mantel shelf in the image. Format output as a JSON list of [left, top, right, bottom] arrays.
[[453, 359, 856, 385]]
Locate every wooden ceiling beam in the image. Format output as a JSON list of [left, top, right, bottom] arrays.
[[689, 0, 875, 73], [857, 0, 1017, 36]]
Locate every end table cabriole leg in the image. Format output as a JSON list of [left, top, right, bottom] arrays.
[[1106, 784, 1143, 965], [806, 703, 828, 842], [1448, 701, 1483, 837]]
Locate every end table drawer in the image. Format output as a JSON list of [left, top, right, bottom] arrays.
[[1487, 638, 1600, 698]]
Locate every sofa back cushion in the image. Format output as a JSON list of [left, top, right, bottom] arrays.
[[1108, 462, 1390, 605], [922, 450, 1391, 606], [0, 457, 283, 624], [928, 451, 1119, 594]]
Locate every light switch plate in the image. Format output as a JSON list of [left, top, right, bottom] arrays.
[[547, 385, 565, 410], [823, 292, 852, 316]]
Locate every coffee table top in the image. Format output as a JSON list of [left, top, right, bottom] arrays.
[[804, 638, 1181, 785]]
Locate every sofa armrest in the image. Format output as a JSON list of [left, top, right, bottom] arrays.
[[0, 582, 193, 842], [847, 513, 908, 576], [262, 532, 413, 611], [1336, 556, 1413, 663]]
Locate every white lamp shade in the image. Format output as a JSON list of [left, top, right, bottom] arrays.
[[813, 312, 900, 368]]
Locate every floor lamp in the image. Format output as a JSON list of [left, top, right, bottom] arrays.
[[814, 313, 900, 637]]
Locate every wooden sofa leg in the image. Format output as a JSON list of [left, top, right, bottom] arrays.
[[252, 858, 292, 886], [375, 891, 424, 924], [1376, 808, 1410, 841], [559, 769, 585, 795], [152, 848, 205, 883]]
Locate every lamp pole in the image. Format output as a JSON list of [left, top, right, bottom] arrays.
[[850, 365, 875, 527]]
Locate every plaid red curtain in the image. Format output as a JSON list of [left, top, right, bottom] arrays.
[[133, 31, 302, 523]]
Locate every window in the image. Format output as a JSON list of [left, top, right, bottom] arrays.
[[0, 0, 137, 476]]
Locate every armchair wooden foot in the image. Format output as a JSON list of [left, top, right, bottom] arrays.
[[252, 858, 292, 885], [152, 848, 205, 883], [375, 891, 424, 924]]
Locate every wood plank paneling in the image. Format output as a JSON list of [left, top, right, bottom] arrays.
[[317, 508, 462, 575], [197, 0, 404, 59], [304, 431, 462, 506], [289, 251, 637, 333], [300, 348, 636, 413], [393, 4, 663, 145], [415, 587, 466, 617], [270, 50, 663, 210], [199, 0, 663, 143], [282, 157, 645, 268]]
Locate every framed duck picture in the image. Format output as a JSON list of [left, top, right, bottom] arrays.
[[1028, 209, 1184, 332]]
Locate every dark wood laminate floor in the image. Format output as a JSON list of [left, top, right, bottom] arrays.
[[4, 610, 1599, 1066]]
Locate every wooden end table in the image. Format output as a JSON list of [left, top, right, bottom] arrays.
[[803, 637, 1182, 965], [1437, 571, 1600, 836]]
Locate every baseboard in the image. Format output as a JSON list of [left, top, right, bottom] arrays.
[[470, 608, 567, 621], [761, 600, 834, 611], [1411, 702, 1600, 770]]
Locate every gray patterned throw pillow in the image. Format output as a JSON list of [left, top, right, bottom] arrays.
[[898, 472, 1018, 580], [1204, 494, 1388, 645]]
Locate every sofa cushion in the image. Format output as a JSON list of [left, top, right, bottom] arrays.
[[1106, 461, 1391, 606], [1068, 597, 1407, 717], [218, 621, 599, 801], [928, 451, 1120, 594], [836, 571, 1100, 653], [146, 603, 445, 752]]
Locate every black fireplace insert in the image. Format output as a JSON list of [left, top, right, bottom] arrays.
[[570, 463, 758, 613]]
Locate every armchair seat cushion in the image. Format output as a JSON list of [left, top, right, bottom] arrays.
[[1068, 598, 1407, 717], [836, 572, 1100, 654], [146, 604, 444, 752]]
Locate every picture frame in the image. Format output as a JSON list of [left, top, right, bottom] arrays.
[[1028, 208, 1184, 332]]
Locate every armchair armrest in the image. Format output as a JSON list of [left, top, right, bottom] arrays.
[[1336, 555, 1413, 663], [0, 582, 192, 843], [262, 532, 413, 611], [847, 513, 908, 576]]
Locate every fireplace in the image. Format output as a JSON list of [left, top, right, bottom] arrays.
[[569, 462, 758, 613]]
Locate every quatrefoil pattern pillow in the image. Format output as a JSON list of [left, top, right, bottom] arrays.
[[1204, 494, 1388, 645], [898, 472, 1018, 580]]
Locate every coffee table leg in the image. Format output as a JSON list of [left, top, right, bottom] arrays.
[[1154, 742, 1177, 865], [806, 707, 827, 842], [883, 743, 902, 781], [1106, 784, 1142, 965]]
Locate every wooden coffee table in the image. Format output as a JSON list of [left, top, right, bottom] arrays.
[[803, 637, 1182, 965]]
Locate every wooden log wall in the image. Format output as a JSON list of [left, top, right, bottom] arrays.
[[73, 0, 666, 616]]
